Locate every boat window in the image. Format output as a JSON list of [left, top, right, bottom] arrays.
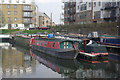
[[60, 41, 73, 49], [37, 41, 39, 45], [41, 41, 43, 46], [45, 41, 47, 46], [53, 42, 55, 48]]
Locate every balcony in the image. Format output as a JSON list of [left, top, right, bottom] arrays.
[[23, 15, 33, 18], [68, 10, 75, 15], [103, 13, 117, 21], [23, 8, 33, 12], [23, 21, 33, 24], [104, 2, 118, 10], [70, 2, 75, 7]]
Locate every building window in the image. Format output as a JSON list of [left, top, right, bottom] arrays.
[[43, 17, 44, 20], [2, 0, 4, 3], [88, 21, 91, 24], [23, 0, 25, 3], [89, 2, 91, 7], [84, 22, 87, 24], [94, 2, 96, 7], [77, 6, 79, 10], [99, 2, 101, 6], [24, 5, 32, 10], [23, 12, 32, 17], [81, 22, 83, 24], [9, 0, 11, 3], [16, 0, 19, 3], [98, 20, 101, 23], [77, 14, 79, 18], [8, 5, 10, 8], [14, 11, 17, 15], [14, 17, 18, 21], [43, 21, 44, 25], [8, 17, 11, 21], [24, 18, 32, 23], [8, 11, 11, 15], [14, 5, 17, 8]]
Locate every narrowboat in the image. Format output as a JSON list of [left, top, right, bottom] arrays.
[[13, 33, 47, 47], [14, 35, 31, 47], [30, 37, 78, 59], [100, 35, 120, 48], [74, 39, 108, 60]]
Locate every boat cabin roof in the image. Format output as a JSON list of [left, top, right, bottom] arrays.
[[34, 37, 74, 42]]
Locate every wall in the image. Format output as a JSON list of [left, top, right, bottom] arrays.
[[2, 4, 23, 24], [55, 22, 118, 36]]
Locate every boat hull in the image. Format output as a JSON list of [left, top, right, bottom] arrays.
[[77, 51, 108, 61], [31, 45, 77, 59]]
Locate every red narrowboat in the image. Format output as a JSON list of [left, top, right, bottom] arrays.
[[30, 38, 78, 59]]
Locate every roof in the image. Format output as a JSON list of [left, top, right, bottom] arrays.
[[39, 12, 51, 19], [34, 37, 74, 42]]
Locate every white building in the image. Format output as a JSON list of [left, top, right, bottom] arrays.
[[64, 0, 120, 25]]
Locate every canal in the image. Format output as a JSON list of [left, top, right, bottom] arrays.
[[0, 43, 120, 79]]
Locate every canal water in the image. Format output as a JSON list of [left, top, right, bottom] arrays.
[[0, 43, 120, 79]]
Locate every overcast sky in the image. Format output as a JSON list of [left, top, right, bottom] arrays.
[[35, 0, 62, 25]]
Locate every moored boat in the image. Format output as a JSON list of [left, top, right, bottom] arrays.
[[100, 35, 120, 48], [74, 39, 108, 60], [30, 37, 78, 59], [14, 35, 31, 47]]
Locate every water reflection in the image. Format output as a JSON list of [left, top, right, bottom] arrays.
[[1, 44, 36, 78], [31, 50, 79, 75], [1, 43, 120, 78], [31, 50, 120, 78]]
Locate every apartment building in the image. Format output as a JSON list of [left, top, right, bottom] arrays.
[[39, 12, 56, 27], [64, 0, 120, 25], [0, 0, 39, 29], [64, 0, 76, 25]]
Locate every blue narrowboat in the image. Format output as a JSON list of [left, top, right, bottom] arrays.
[[100, 35, 120, 48]]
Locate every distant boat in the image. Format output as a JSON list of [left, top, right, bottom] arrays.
[[0, 34, 10, 42], [14, 35, 31, 47], [100, 35, 120, 48]]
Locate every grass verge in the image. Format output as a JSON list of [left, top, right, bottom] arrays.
[[1, 29, 20, 34], [22, 30, 52, 34]]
